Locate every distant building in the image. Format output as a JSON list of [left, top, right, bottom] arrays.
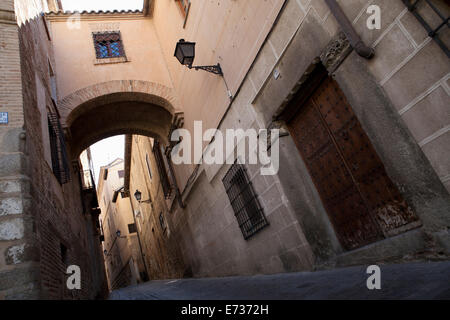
[[127, 135, 187, 280], [97, 158, 146, 290]]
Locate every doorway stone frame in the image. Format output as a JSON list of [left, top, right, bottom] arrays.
[[259, 31, 450, 268]]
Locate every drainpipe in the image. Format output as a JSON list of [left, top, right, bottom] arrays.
[[324, 0, 375, 59]]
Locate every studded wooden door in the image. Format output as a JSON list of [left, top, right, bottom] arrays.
[[287, 76, 420, 250]]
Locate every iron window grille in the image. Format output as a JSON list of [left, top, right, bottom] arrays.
[[222, 162, 269, 240], [48, 113, 71, 184], [402, 0, 450, 58], [153, 140, 173, 199], [92, 31, 125, 59]]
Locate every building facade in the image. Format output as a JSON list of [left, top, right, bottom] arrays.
[[128, 135, 187, 280], [1, 0, 107, 299], [96, 158, 145, 291], [0, 0, 449, 299]]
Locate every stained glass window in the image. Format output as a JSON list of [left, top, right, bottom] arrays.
[[98, 44, 108, 58], [93, 32, 125, 59], [110, 42, 121, 57]]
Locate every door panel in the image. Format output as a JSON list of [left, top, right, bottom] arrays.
[[287, 76, 420, 250], [288, 99, 383, 249]]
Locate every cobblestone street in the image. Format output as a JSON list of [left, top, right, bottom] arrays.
[[109, 261, 450, 300]]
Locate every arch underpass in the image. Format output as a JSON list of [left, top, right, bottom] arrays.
[[60, 79, 187, 292], [58, 80, 182, 159]]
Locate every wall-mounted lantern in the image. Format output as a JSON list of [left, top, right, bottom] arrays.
[[174, 39, 223, 76], [134, 189, 152, 204], [134, 189, 142, 202], [116, 230, 127, 238]]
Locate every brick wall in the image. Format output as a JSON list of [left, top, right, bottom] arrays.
[[17, 14, 106, 298], [0, 0, 36, 300], [0, 1, 106, 299]]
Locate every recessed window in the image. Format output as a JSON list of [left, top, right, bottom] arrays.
[[153, 140, 172, 198], [128, 223, 137, 234], [145, 153, 153, 180], [48, 113, 70, 185], [60, 243, 68, 266], [48, 61, 57, 103], [118, 170, 125, 178], [92, 32, 125, 59], [222, 162, 269, 240]]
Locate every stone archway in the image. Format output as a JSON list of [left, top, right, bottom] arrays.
[[57, 80, 183, 158]]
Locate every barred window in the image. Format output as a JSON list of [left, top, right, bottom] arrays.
[[48, 113, 70, 185], [153, 140, 172, 198], [92, 32, 125, 59], [222, 163, 269, 240], [402, 0, 450, 58]]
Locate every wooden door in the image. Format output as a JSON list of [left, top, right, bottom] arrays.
[[287, 76, 420, 250]]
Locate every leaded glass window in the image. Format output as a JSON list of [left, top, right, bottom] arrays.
[[93, 32, 125, 59]]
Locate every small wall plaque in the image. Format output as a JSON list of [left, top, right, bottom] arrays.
[[0, 112, 8, 124]]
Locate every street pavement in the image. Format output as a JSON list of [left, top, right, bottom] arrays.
[[109, 260, 450, 300]]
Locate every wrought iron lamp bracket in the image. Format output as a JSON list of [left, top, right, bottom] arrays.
[[188, 63, 223, 76]]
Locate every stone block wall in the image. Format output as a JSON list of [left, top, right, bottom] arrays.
[[246, 0, 450, 264], [167, 0, 450, 276], [247, 0, 450, 192], [361, 1, 450, 193]]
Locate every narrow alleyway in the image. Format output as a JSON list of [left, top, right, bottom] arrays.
[[2, 0, 450, 300], [109, 261, 450, 300]]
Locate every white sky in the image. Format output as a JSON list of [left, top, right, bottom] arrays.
[[90, 135, 125, 184], [61, 0, 144, 12], [62, 1, 143, 185]]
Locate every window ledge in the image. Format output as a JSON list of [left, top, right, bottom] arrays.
[[94, 56, 130, 65]]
